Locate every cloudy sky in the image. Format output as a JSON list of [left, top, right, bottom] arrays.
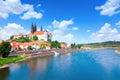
[[0, 0, 120, 44]]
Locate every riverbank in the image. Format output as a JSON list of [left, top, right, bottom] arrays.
[[0, 48, 80, 69], [0, 55, 28, 69], [81, 46, 120, 51]]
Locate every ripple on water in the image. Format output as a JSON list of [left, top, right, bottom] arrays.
[[1, 49, 120, 80]]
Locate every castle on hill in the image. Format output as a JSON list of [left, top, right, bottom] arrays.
[[13, 24, 52, 41]]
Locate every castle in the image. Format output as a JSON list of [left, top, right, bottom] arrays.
[[13, 24, 52, 41]]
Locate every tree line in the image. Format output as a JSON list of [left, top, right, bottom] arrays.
[[10, 35, 38, 42]]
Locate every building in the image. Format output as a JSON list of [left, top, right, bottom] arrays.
[[13, 24, 52, 41], [61, 42, 68, 48]]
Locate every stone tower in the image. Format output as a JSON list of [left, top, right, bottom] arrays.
[[40, 26, 43, 31], [31, 23, 34, 34], [31, 23, 37, 34]]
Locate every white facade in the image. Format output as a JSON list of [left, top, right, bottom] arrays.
[[36, 31, 52, 41]]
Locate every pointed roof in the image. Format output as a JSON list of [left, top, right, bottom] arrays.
[[40, 26, 43, 31]]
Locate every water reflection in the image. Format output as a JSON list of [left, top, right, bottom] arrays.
[[1, 49, 120, 80], [27, 57, 52, 80], [0, 67, 10, 80], [27, 57, 52, 73], [10, 64, 20, 72]]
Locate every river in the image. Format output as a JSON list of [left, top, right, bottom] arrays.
[[0, 49, 120, 80]]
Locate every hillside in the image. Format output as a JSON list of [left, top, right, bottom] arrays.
[[81, 41, 120, 49]]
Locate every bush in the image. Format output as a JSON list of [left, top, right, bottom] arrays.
[[50, 40, 61, 49], [12, 36, 31, 42], [0, 42, 11, 58], [33, 35, 38, 41], [27, 46, 33, 50]]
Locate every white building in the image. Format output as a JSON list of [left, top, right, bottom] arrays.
[[13, 25, 52, 41], [31, 30, 52, 41]]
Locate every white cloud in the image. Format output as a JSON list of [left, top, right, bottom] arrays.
[[0, 0, 43, 19], [87, 30, 91, 32], [0, 23, 27, 40], [73, 27, 79, 30], [20, 10, 43, 20], [53, 29, 74, 43], [63, 33, 74, 42], [91, 23, 120, 42], [51, 19, 75, 43], [116, 21, 120, 27], [95, 0, 120, 16], [52, 19, 73, 30]]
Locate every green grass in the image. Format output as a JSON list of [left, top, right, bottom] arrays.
[[0, 55, 28, 66]]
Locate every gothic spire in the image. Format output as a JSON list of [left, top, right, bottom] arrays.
[[31, 23, 34, 34], [40, 26, 43, 31], [34, 24, 37, 32]]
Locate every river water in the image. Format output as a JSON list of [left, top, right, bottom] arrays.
[[1, 49, 120, 80]]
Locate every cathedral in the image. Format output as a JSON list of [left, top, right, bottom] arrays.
[[13, 24, 52, 41], [29, 24, 52, 41]]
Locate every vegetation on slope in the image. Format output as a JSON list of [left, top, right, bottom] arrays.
[[0, 55, 28, 66], [81, 41, 120, 48]]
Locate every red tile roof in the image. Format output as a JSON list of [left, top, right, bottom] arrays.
[[34, 31, 44, 35]]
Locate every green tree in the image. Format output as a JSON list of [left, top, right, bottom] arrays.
[[77, 44, 81, 49], [50, 40, 61, 49], [33, 35, 38, 41], [0, 42, 11, 58], [71, 44, 74, 48], [71, 43, 77, 48], [10, 35, 14, 40], [27, 46, 33, 50], [41, 45, 46, 49], [12, 36, 31, 42]]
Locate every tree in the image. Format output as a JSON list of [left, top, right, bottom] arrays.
[[77, 44, 81, 49], [71, 44, 74, 48], [41, 45, 46, 49], [71, 43, 76, 48], [10, 35, 14, 40], [27, 46, 33, 50], [50, 40, 61, 49], [0, 42, 11, 58], [12, 36, 31, 42], [33, 35, 38, 41]]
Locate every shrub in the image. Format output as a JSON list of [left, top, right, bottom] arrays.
[[0, 42, 11, 58]]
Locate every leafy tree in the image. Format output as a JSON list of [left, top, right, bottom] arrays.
[[50, 40, 61, 49], [71, 43, 76, 48], [0, 42, 11, 58], [24, 37, 31, 42], [12, 36, 31, 42], [71, 44, 74, 48], [41, 45, 46, 49], [27, 46, 33, 50], [33, 35, 38, 41], [10, 35, 14, 40], [77, 44, 81, 49]]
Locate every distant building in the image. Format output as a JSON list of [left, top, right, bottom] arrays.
[[13, 24, 52, 41], [61, 42, 68, 48]]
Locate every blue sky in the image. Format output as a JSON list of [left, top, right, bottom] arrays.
[[0, 0, 120, 44]]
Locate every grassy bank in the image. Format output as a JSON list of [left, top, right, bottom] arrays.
[[0, 55, 28, 67]]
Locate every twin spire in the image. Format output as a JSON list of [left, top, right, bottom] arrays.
[[31, 23, 43, 34]]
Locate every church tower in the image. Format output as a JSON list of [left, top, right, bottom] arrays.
[[31, 23, 34, 34], [34, 24, 37, 32], [31, 23, 37, 34], [40, 26, 43, 31]]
